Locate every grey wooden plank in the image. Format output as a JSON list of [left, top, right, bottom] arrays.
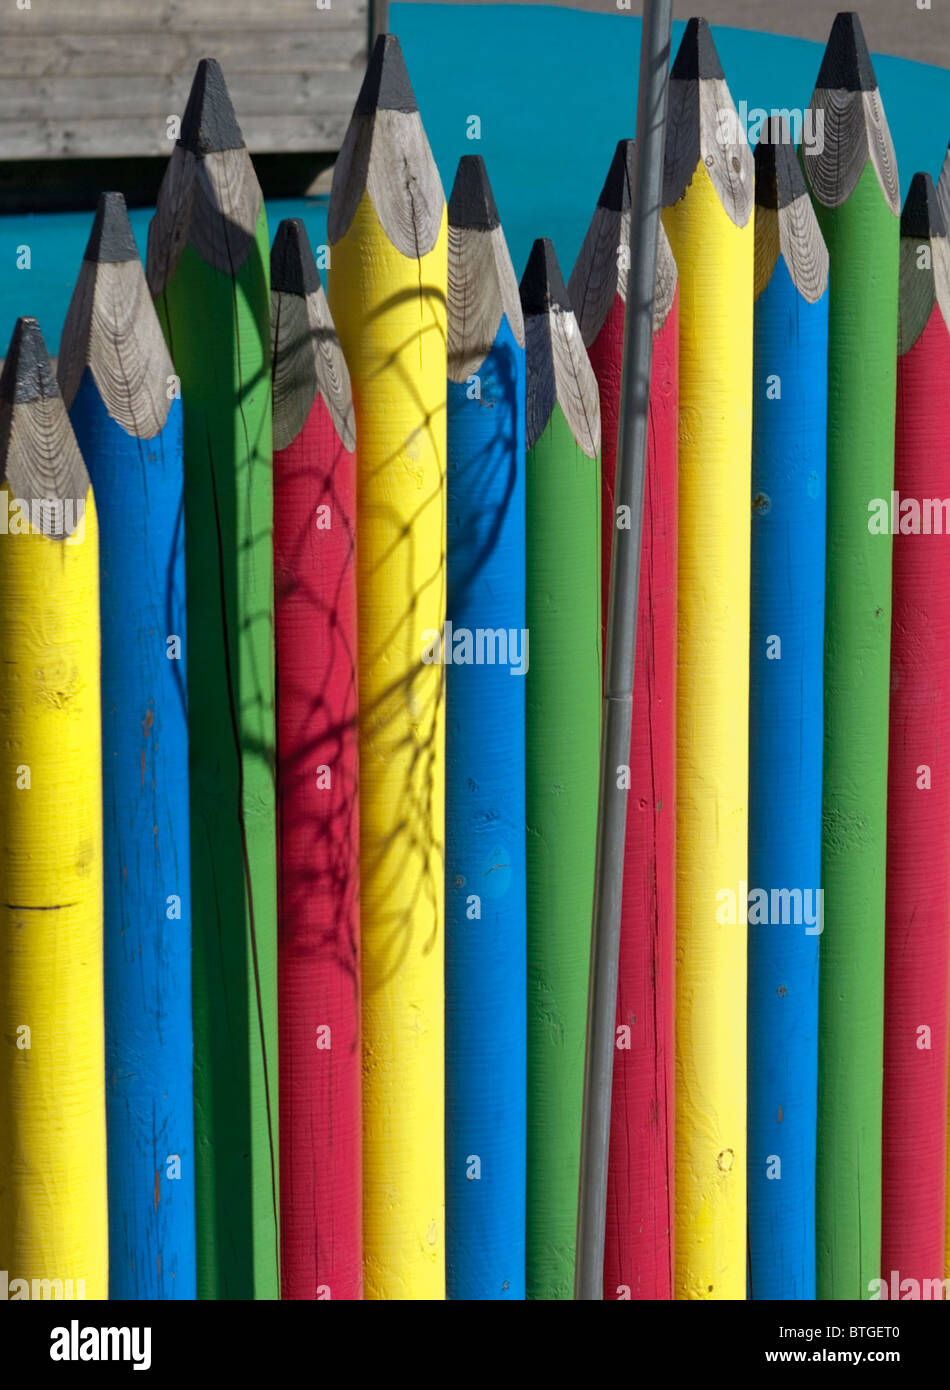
[[0, 112, 352, 159], [0, 29, 365, 76], [0, 0, 368, 29], [0, 71, 357, 120]]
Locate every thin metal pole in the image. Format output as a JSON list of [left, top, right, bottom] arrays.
[[574, 0, 674, 1300], [371, 0, 390, 42]]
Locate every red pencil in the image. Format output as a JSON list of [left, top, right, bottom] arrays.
[[271, 219, 362, 1300], [883, 173, 950, 1290], [569, 140, 678, 1300]]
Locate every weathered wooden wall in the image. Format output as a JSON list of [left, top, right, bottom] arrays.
[[0, 0, 371, 159]]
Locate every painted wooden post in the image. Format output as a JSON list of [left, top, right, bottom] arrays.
[[0, 317, 107, 1300], [445, 155, 527, 1301], [661, 17, 754, 1301], [271, 217, 362, 1301], [802, 12, 900, 1300], [59, 191, 195, 1299], [327, 33, 448, 1301], [521, 236, 601, 1301], [147, 57, 279, 1301]]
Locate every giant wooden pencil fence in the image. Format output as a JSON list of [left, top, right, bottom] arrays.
[[661, 17, 753, 1301], [748, 125, 828, 1302], [146, 57, 279, 1301], [569, 138, 678, 1302], [882, 173, 950, 1293], [271, 219, 362, 1301], [445, 155, 527, 1302], [59, 192, 196, 1300], [802, 11, 900, 1301], [327, 34, 448, 1301], [7, 13, 950, 1306]]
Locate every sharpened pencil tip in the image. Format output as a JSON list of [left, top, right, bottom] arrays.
[[0, 317, 59, 405], [754, 120, 808, 209], [355, 33, 418, 116], [520, 238, 572, 316], [180, 58, 244, 155], [598, 140, 634, 213], [901, 172, 947, 240], [270, 219, 322, 297], [815, 12, 878, 93], [671, 17, 725, 82], [84, 192, 139, 264], [448, 156, 500, 231]]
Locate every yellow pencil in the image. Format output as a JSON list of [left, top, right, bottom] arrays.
[[661, 19, 754, 1300], [328, 35, 447, 1300], [0, 318, 106, 1299]]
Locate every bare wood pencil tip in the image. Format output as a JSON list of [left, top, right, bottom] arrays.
[[148, 56, 261, 291], [898, 172, 950, 353], [448, 156, 500, 232], [271, 221, 354, 454], [180, 57, 244, 156], [754, 119, 828, 303], [572, 140, 675, 345], [355, 32, 417, 116], [0, 316, 58, 404], [754, 120, 808, 209], [520, 237, 572, 317], [670, 17, 724, 82], [598, 140, 634, 213], [901, 171, 946, 241], [0, 317, 90, 530], [803, 9, 898, 214], [522, 239, 599, 458], [62, 200, 175, 435], [85, 191, 138, 264], [448, 157, 523, 379], [663, 17, 753, 225], [328, 30, 442, 254], [815, 12, 878, 93], [271, 218, 321, 298]]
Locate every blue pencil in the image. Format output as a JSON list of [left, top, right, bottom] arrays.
[[445, 155, 527, 1300], [748, 125, 829, 1300], [58, 192, 195, 1299]]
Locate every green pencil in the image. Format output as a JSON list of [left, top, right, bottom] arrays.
[[802, 12, 899, 1300], [521, 238, 601, 1299], [146, 58, 278, 1300]]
